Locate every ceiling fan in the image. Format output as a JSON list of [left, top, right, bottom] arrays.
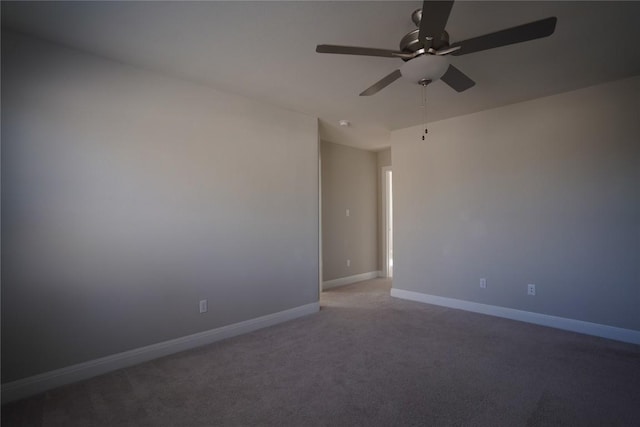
[[316, 1, 557, 96]]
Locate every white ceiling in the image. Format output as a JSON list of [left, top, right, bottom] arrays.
[[3, 1, 640, 150]]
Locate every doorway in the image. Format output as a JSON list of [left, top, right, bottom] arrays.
[[383, 167, 393, 278]]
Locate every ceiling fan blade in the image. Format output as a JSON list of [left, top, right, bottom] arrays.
[[434, 45, 461, 55], [418, 1, 454, 45], [316, 44, 410, 58], [360, 69, 402, 96], [451, 17, 557, 56], [440, 65, 475, 92]]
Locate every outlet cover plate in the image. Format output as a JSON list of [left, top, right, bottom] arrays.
[[199, 299, 208, 313]]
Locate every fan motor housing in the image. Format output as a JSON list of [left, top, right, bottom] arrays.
[[401, 8, 450, 59], [400, 29, 450, 57]]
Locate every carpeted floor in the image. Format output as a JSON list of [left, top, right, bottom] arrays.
[[3, 278, 640, 426]]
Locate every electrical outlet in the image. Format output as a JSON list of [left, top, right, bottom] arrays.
[[527, 284, 536, 296], [480, 278, 487, 289], [346, 259, 351, 267], [199, 299, 208, 313], [346, 209, 350, 217]]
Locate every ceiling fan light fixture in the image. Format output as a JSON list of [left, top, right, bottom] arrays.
[[400, 55, 450, 84]]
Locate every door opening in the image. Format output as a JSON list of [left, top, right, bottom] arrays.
[[383, 167, 393, 278]]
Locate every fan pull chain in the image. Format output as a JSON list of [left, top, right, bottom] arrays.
[[421, 82, 428, 141]]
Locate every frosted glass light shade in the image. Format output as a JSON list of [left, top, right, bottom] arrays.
[[400, 55, 450, 83]]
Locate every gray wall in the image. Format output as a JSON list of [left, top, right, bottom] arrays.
[[1, 31, 319, 383], [391, 76, 640, 331], [376, 149, 391, 272], [321, 141, 377, 281]]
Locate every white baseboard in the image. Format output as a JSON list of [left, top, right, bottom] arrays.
[[322, 271, 381, 290], [390, 288, 640, 345], [1, 301, 320, 404]]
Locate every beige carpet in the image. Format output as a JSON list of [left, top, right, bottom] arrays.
[[3, 278, 640, 426]]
